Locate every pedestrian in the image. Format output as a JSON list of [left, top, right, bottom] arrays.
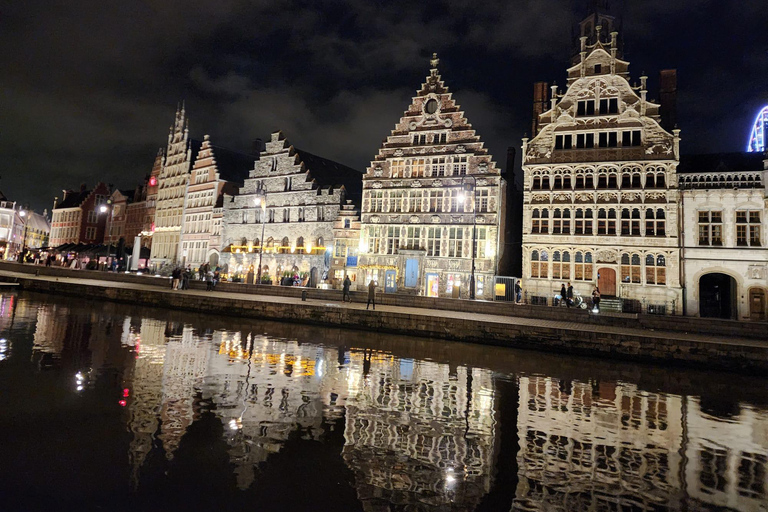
[[514, 280, 522, 304], [171, 267, 181, 290], [342, 275, 352, 303], [592, 287, 601, 312], [559, 283, 566, 306], [566, 282, 574, 308], [213, 269, 220, 288], [181, 266, 191, 290], [45, 255, 52, 267], [366, 279, 377, 310]]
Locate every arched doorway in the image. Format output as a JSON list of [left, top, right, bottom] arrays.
[[309, 267, 319, 288], [209, 252, 219, 268], [597, 268, 616, 296], [699, 273, 737, 319]]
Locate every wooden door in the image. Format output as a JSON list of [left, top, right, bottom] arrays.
[[750, 289, 766, 321], [598, 268, 616, 296]]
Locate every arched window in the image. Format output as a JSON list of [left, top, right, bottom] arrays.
[[575, 250, 593, 281], [281, 237, 290, 254], [585, 174, 594, 189], [563, 174, 572, 189], [632, 173, 642, 188], [532, 176, 541, 190], [554, 175, 563, 190], [553, 209, 563, 234], [645, 254, 667, 285], [553, 250, 571, 279], [621, 253, 641, 283], [532, 209, 541, 234], [266, 237, 275, 251], [608, 174, 618, 189], [540, 209, 549, 234], [646, 171, 656, 188], [621, 173, 632, 188], [598, 174, 608, 189], [254, 238, 261, 253], [562, 209, 571, 234], [541, 175, 550, 190], [575, 174, 585, 189], [296, 236, 305, 254], [656, 173, 666, 188], [530, 249, 548, 278]]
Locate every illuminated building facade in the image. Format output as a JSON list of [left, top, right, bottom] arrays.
[[678, 152, 768, 320], [179, 134, 253, 268], [221, 130, 362, 285], [49, 183, 111, 246], [358, 54, 506, 298], [521, 5, 683, 313]]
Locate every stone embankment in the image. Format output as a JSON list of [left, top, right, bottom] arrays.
[[0, 263, 766, 373]]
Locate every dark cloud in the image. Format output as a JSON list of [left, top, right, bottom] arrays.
[[1, 0, 765, 211]]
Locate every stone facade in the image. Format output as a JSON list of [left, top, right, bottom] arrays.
[[329, 200, 362, 287], [679, 153, 768, 320], [0, 199, 26, 259], [143, 149, 163, 249], [358, 54, 506, 299], [522, 7, 683, 313], [180, 134, 253, 268], [221, 131, 362, 285], [150, 106, 194, 266]]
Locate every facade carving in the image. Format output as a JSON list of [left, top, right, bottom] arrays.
[[521, 8, 683, 313], [358, 54, 506, 298]]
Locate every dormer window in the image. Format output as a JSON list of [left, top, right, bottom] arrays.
[[577, 100, 595, 116], [594, 64, 602, 74], [555, 134, 573, 150], [599, 98, 619, 114]]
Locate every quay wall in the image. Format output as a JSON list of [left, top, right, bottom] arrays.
[[2, 261, 765, 340], [1, 271, 767, 374]]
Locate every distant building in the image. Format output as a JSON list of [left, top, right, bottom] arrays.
[[104, 189, 133, 245], [21, 210, 51, 250], [150, 105, 197, 267], [0, 195, 26, 259], [179, 135, 254, 268], [358, 54, 506, 298], [521, 3, 683, 313], [221, 130, 362, 286], [49, 183, 111, 246], [678, 152, 767, 320]]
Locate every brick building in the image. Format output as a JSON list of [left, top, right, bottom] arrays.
[[49, 183, 111, 246]]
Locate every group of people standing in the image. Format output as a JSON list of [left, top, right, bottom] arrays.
[[171, 263, 220, 291], [555, 282, 601, 311]]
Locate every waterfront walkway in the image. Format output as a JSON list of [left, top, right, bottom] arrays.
[[1, 267, 767, 373]]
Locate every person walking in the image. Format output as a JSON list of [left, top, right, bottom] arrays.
[[592, 287, 601, 312], [558, 283, 566, 306], [366, 279, 377, 310], [566, 282, 574, 308], [342, 275, 352, 303], [515, 280, 522, 304]]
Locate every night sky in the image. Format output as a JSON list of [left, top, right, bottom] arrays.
[[3, 0, 766, 212]]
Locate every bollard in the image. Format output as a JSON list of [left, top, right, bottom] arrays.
[[301, 290, 307, 301]]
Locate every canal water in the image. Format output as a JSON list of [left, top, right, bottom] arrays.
[[0, 292, 766, 512]]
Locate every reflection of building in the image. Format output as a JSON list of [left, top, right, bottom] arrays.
[[679, 153, 767, 320], [180, 135, 254, 268], [358, 54, 505, 298], [514, 375, 768, 511], [342, 360, 497, 511], [521, 3, 683, 312], [50, 183, 111, 246], [221, 130, 362, 284]]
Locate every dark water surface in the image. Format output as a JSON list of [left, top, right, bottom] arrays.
[[0, 292, 766, 512]]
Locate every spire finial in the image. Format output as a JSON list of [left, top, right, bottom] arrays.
[[430, 52, 439, 70]]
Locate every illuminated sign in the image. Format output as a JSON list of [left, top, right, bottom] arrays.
[[149, 176, 157, 187], [747, 105, 768, 152]]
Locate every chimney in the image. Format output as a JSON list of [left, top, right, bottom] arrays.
[[53, 197, 59, 209], [532, 81, 549, 136], [659, 69, 677, 132]]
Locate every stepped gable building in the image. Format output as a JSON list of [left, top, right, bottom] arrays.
[[522, 3, 683, 313], [330, 200, 362, 286], [222, 130, 362, 286], [143, 149, 163, 248], [180, 135, 255, 268], [678, 152, 767, 320], [150, 105, 199, 267], [105, 182, 151, 247], [49, 183, 111, 246], [358, 54, 506, 298]]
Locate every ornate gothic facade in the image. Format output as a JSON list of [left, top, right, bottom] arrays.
[[522, 8, 683, 313], [358, 55, 506, 298]]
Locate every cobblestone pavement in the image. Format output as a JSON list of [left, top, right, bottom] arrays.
[[2, 269, 765, 350]]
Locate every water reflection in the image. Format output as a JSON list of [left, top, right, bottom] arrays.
[[1, 292, 767, 511]]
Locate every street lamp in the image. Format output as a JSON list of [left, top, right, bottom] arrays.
[[19, 210, 28, 262], [254, 192, 267, 285], [458, 176, 477, 300]]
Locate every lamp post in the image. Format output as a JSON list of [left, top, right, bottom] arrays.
[[19, 210, 28, 262], [457, 176, 477, 300], [255, 192, 267, 285]]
